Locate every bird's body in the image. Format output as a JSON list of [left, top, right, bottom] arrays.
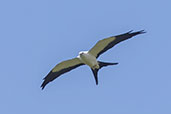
[[78, 51, 99, 69], [41, 30, 146, 90]]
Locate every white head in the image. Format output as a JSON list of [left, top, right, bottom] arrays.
[[78, 51, 88, 58], [79, 51, 88, 55]]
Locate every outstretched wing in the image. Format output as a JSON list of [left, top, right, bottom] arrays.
[[88, 30, 145, 58], [41, 58, 84, 89]]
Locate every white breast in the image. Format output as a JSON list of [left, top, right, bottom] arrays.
[[78, 51, 99, 69]]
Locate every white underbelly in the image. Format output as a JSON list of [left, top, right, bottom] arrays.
[[79, 53, 99, 69]]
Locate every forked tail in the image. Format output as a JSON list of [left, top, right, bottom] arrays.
[[91, 61, 118, 85]]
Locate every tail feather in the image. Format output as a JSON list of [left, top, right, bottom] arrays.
[[91, 61, 118, 85], [98, 61, 118, 69], [91, 69, 99, 85]]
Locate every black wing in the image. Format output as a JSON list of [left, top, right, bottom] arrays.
[[41, 58, 84, 90], [88, 30, 146, 58]]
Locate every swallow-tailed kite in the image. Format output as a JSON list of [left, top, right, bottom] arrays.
[[41, 30, 145, 89]]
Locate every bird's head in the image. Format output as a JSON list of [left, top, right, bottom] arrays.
[[78, 51, 88, 56], [79, 51, 84, 56]]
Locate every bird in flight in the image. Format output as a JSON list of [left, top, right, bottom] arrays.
[[41, 30, 145, 90]]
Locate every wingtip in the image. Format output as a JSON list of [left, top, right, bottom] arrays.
[[40, 83, 45, 90], [138, 30, 146, 34], [126, 30, 146, 38], [41, 87, 44, 90], [40, 71, 53, 90], [128, 30, 146, 34], [40, 79, 48, 90], [127, 30, 134, 33]]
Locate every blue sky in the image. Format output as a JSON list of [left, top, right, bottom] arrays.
[[0, 0, 171, 114]]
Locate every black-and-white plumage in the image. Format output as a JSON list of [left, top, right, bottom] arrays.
[[41, 30, 145, 89]]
